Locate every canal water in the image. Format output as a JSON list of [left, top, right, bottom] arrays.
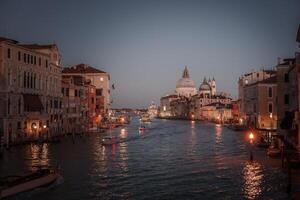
[[1, 117, 289, 199]]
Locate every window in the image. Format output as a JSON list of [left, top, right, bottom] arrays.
[[7, 98, 10, 115], [268, 103, 273, 113], [30, 73, 33, 88], [18, 98, 21, 114], [66, 88, 69, 96], [268, 87, 272, 98], [96, 88, 103, 96], [31, 55, 33, 64], [45, 60, 48, 68], [75, 89, 78, 97], [284, 73, 289, 82], [24, 71, 26, 88], [34, 56, 36, 65], [284, 94, 289, 105], [7, 48, 11, 58], [91, 97, 94, 104], [61, 88, 65, 95], [18, 51, 21, 61], [17, 121, 21, 129], [27, 54, 30, 64], [39, 57, 41, 66], [257, 73, 259, 78], [23, 53, 26, 63], [54, 100, 58, 109], [27, 72, 30, 88]]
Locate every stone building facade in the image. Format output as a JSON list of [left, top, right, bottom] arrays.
[[243, 76, 277, 130], [62, 64, 110, 118], [0, 37, 62, 146]]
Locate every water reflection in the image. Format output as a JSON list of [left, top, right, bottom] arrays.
[[26, 143, 50, 169], [118, 142, 129, 175], [242, 161, 263, 199], [215, 124, 222, 144]]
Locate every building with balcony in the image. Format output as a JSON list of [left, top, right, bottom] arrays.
[[0, 37, 62, 146]]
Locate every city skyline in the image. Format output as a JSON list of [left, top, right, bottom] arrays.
[[1, 0, 300, 108]]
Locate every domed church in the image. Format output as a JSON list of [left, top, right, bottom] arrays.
[[199, 77, 216, 97], [175, 66, 197, 97]]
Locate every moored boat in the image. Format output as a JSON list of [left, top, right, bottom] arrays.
[[0, 167, 61, 199], [267, 146, 281, 157]]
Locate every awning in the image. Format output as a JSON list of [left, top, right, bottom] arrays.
[[23, 94, 44, 112]]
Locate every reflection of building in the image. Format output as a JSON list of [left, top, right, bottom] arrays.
[[0, 37, 62, 145], [62, 64, 110, 117]]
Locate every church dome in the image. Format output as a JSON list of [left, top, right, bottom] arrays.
[[199, 77, 211, 91], [176, 78, 196, 88], [176, 66, 196, 88]]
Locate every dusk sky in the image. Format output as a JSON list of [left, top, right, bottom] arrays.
[[1, 0, 299, 108]]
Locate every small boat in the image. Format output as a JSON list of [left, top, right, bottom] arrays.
[[101, 136, 120, 145], [0, 167, 60, 199], [267, 146, 281, 157], [140, 114, 152, 123], [139, 126, 145, 132]]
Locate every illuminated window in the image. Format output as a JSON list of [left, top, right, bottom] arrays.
[[100, 77, 104, 81]]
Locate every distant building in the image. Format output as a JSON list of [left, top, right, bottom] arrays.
[[0, 37, 62, 145], [159, 94, 179, 117], [62, 64, 110, 117], [159, 66, 232, 121], [175, 66, 197, 97], [147, 101, 158, 118]]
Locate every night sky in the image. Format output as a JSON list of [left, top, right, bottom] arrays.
[[1, 0, 299, 108]]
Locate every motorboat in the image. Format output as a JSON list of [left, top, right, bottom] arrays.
[[0, 167, 61, 199], [140, 114, 152, 123], [101, 136, 120, 145]]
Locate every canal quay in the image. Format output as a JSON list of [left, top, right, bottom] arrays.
[[0, 117, 289, 200]]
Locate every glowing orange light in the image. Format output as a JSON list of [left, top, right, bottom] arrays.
[[249, 132, 254, 140]]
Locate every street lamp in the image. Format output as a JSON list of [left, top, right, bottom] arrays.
[[249, 132, 254, 161]]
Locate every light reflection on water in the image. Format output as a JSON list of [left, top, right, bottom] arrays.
[[26, 143, 50, 169], [242, 161, 263, 199], [0, 118, 289, 200]]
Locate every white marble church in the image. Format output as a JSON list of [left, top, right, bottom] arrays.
[[159, 66, 232, 120]]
